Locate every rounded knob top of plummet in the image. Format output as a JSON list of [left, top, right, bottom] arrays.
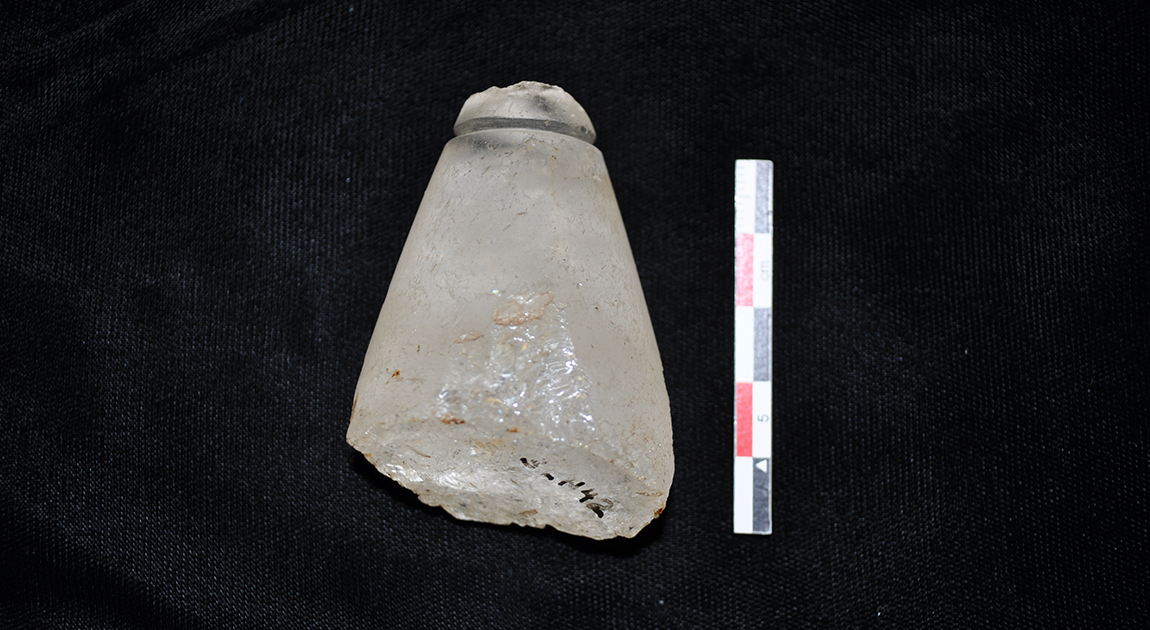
[[453, 81, 597, 145]]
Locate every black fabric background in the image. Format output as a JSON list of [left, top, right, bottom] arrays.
[[2, 2, 1147, 628]]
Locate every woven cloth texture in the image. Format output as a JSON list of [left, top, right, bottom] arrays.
[[2, 2, 1146, 628]]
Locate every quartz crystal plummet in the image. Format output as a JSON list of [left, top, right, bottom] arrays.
[[348, 82, 673, 539]]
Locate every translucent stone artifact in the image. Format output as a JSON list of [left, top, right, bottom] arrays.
[[348, 82, 673, 539]]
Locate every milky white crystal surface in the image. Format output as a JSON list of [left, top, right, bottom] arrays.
[[348, 82, 672, 540]]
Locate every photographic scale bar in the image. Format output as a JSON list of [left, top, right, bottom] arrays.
[[734, 159, 772, 535]]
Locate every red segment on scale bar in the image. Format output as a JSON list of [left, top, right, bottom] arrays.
[[736, 233, 753, 307], [736, 382, 753, 457]]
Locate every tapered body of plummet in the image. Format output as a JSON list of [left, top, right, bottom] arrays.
[[348, 82, 673, 540]]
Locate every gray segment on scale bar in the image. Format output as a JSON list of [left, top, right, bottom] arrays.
[[755, 161, 773, 235], [753, 457, 772, 534], [754, 307, 771, 382]]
